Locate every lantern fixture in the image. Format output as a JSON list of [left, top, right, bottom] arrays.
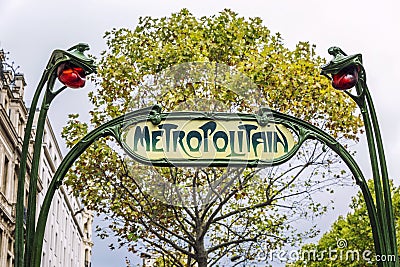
[[57, 62, 86, 88], [331, 64, 360, 90]]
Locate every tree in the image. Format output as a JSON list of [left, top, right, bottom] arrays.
[[289, 180, 400, 267], [62, 9, 363, 266]]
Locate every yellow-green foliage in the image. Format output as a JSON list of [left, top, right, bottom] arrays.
[[62, 9, 363, 266]]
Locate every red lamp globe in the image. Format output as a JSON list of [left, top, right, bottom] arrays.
[[57, 63, 86, 89], [331, 65, 360, 90]]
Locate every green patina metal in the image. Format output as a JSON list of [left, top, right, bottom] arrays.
[[321, 47, 363, 77], [30, 104, 382, 267], [15, 44, 96, 267], [17, 45, 398, 267], [322, 47, 398, 267]]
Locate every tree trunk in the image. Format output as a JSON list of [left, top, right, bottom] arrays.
[[195, 239, 208, 267]]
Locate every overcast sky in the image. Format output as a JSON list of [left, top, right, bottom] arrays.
[[1, 0, 400, 266]]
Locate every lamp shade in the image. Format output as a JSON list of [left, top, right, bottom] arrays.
[[57, 62, 86, 88], [331, 65, 360, 90]]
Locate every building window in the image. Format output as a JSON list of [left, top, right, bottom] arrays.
[[65, 217, 68, 236], [0, 229, 3, 261], [7, 237, 13, 267], [14, 166, 19, 202], [4, 98, 9, 114], [1, 155, 9, 195], [85, 249, 90, 267], [7, 254, 12, 267], [50, 225, 54, 251], [64, 246, 66, 266], [84, 222, 89, 239], [19, 115, 24, 137], [56, 199, 60, 220], [55, 233, 58, 256], [7, 237, 12, 253], [43, 130, 48, 146]]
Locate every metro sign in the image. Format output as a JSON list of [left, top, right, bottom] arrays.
[[121, 110, 297, 167]]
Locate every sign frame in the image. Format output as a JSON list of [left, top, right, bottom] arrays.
[[120, 106, 302, 167]]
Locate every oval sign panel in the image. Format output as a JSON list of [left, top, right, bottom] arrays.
[[121, 113, 297, 167]]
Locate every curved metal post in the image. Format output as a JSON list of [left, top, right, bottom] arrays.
[[355, 82, 390, 259], [16, 54, 63, 267], [23, 73, 60, 267], [15, 66, 50, 267], [321, 47, 398, 266], [365, 89, 397, 255], [15, 44, 96, 267]]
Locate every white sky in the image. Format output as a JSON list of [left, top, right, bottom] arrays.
[[1, 0, 400, 266]]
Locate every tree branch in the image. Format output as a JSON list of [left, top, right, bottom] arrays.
[[207, 237, 257, 254], [119, 182, 196, 248]]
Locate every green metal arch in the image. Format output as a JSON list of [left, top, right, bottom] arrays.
[[32, 106, 382, 266]]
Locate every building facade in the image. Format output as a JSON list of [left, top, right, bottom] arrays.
[[0, 49, 93, 267]]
